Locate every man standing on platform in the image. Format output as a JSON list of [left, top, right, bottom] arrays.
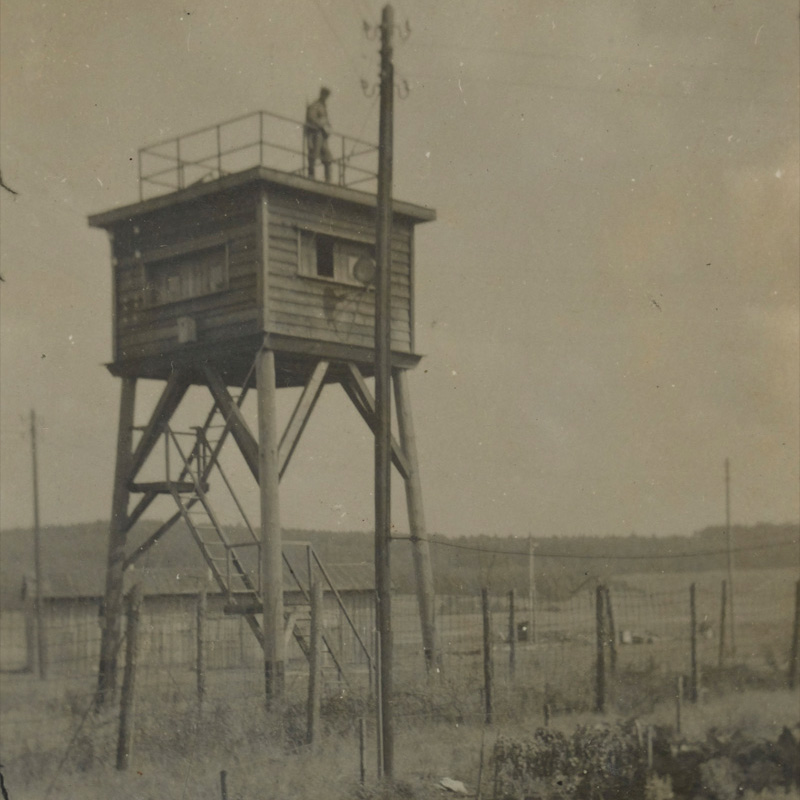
[[305, 87, 333, 183]]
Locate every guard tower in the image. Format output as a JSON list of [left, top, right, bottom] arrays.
[[89, 111, 437, 704]]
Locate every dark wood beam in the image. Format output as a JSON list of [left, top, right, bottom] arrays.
[[204, 365, 259, 481], [98, 377, 137, 708], [127, 370, 190, 483], [278, 360, 329, 478], [342, 363, 410, 480], [123, 509, 187, 571], [122, 489, 157, 534], [124, 371, 254, 568], [129, 481, 206, 495]]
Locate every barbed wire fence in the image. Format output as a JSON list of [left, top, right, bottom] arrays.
[[0, 561, 797, 791]]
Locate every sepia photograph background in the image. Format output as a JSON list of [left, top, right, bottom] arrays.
[[1, 1, 798, 798]]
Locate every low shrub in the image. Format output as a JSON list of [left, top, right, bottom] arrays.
[[492, 720, 647, 800]]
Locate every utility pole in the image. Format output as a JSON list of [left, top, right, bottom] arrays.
[[30, 409, 46, 678], [528, 536, 537, 644], [375, 2, 395, 778], [724, 458, 736, 655]]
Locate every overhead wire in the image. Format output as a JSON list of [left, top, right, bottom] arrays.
[[405, 38, 790, 77], [393, 535, 798, 561], [402, 68, 784, 107], [308, 0, 364, 81]]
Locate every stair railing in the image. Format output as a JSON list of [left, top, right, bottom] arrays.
[[283, 541, 374, 686]]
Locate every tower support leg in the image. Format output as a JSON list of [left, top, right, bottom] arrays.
[[97, 376, 137, 708], [257, 347, 285, 704], [393, 368, 439, 671]]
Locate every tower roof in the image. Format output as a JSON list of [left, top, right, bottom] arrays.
[[89, 165, 435, 230]]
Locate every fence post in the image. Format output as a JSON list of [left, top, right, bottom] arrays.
[[359, 717, 366, 784], [24, 590, 36, 673], [116, 583, 142, 771], [689, 583, 698, 703], [604, 586, 617, 676], [718, 579, 727, 669], [374, 628, 383, 780], [482, 588, 493, 725], [220, 769, 228, 800], [676, 675, 683, 734], [508, 589, 516, 680], [196, 590, 206, 707], [307, 581, 323, 748], [788, 579, 800, 691], [595, 584, 606, 713]]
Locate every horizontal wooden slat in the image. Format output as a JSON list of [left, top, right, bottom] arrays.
[[268, 311, 409, 345], [269, 271, 410, 298], [129, 481, 207, 495], [115, 225, 257, 267], [119, 301, 259, 341], [118, 288, 256, 328], [268, 216, 411, 254], [198, 317, 261, 344], [268, 311, 409, 339], [268, 319, 411, 352], [265, 247, 412, 276], [268, 195, 410, 230], [114, 212, 258, 259], [267, 294, 410, 326], [119, 319, 260, 351], [118, 310, 261, 351], [268, 234, 299, 254]]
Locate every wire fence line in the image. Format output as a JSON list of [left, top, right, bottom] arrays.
[[1, 569, 797, 777]]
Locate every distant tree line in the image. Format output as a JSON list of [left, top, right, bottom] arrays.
[[0, 521, 796, 604]]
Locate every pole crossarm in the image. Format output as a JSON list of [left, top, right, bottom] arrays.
[[341, 363, 411, 480], [204, 365, 260, 481], [126, 370, 190, 487], [278, 360, 329, 478]]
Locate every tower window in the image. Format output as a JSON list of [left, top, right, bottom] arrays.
[[298, 229, 375, 285], [144, 242, 229, 306], [316, 235, 335, 278]]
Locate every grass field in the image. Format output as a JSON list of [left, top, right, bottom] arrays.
[[0, 565, 797, 798], [1, 681, 797, 799]]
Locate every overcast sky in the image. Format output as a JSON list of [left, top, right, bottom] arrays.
[[1, 0, 798, 539]]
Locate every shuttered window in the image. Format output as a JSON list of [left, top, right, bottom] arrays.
[[144, 242, 229, 306], [298, 229, 375, 285]]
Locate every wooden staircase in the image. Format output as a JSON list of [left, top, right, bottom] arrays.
[[159, 420, 367, 684]]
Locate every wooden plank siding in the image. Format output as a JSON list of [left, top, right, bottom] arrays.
[[95, 176, 425, 366], [111, 187, 261, 362], [266, 188, 413, 353]]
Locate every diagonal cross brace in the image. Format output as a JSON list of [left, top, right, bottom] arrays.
[[205, 365, 260, 481], [205, 359, 332, 483], [342, 362, 410, 480], [127, 370, 191, 486], [278, 360, 329, 478]]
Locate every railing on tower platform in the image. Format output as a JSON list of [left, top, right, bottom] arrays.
[[137, 110, 379, 200]]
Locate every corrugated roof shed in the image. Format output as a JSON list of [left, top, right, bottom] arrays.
[[14, 561, 375, 605]]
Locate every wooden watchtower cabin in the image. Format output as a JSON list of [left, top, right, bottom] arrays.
[[88, 110, 438, 704]]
